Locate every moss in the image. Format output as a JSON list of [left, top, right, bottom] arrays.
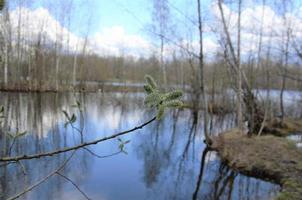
[[276, 192, 295, 200], [288, 180, 300, 187]]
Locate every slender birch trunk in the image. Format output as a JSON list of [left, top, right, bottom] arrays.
[[197, 0, 211, 144], [237, 0, 243, 132]]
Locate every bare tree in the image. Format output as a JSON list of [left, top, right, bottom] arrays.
[[278, 0, 293, 121], [217, 0, 264, 134], [237, 0, 243, 131], [150, 0, 171, 89], [197, 0, 211, 144], [0, 3, 11, 89]]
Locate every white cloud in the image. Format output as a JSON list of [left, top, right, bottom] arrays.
[[210, 2, 302, 58], [1, 6, 220, 59], [3, 3, 302, 60], [90, 26, 152, 57], [3, 7, 152, 57], [6, 7, 83, 52]]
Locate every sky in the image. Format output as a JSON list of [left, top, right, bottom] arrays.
[[10, 0, 156, 36], [4, 0, 302, 59]]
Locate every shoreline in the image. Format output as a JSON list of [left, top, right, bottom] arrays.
[[211, 119, 302, 200]]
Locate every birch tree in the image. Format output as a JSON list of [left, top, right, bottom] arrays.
[[0, 2, 11, 89], [217, 0, 264, 134], [197, 0, 211, 144], [151, 0, 171, 89], [278, 0, 293, 121], [237, 0, 243, 131]]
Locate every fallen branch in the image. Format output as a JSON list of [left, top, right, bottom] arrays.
[[0, 117, 156, 162]]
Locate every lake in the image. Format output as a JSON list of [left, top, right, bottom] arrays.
[[0, 92, 282, 200]]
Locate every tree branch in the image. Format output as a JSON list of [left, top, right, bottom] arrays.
[[0, 117, 156, 162], [7, 150, 77, 200], [56, 172, 91, 200], [83, 147, 122, 159]]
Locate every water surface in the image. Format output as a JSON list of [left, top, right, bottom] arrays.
[[0, 92, 280, 200]]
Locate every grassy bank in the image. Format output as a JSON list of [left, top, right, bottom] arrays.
[[262, 118, 302, 137], [212, 120, 302, 200]]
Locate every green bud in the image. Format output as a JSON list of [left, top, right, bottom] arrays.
[[163, 90, 183, 101], [156, 105, 165, 120], [165, 100, 183, 108], [144, 75, 157, 89], [144, 92, 161, 107], [144, 84, 153, 94]]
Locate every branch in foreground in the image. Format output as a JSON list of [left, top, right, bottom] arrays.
[[83, 147, 122, 159], [7, 150, 77, 200], [56, 172, 91, 200], [0, 117, 156, 162]]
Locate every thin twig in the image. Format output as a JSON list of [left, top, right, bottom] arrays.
[[17, 161, 27, 175], [8, 137, 16, 156], [0, 117, 156, 162], [257, 107, 268, 136], [6, 150, 77, 200], [83, 147, 122, 159], [56, 172, 91, 200]]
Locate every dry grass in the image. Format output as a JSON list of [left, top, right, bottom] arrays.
[[213, 130, 302, 200], [263, 118, 302, 136]]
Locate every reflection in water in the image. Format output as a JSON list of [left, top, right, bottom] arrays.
[[287, 134, 302, 148], [192, 147, 209, 200], [0, 92, 281, 200]]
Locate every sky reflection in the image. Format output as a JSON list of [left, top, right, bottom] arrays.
[[0, 92, 280, 200]]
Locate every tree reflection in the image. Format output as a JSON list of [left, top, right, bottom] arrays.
[[0, 92, 280, 200], [135, 107, 279, 200], [192, 147, 209, 200], [0, 92, 90, 199]]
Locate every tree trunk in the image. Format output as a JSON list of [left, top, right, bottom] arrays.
[[197, 0, 211, 144], [72, 53, 77, 88], [237, 0, 243, 132], [160, 36, 167, 90], [4, 41, 8, 88], [217, 0, 264, 134], [55, 55, 60, 91]]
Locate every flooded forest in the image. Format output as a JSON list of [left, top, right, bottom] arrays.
[[0, 0, 302, 199]]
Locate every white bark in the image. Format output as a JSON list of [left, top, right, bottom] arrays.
[[72, 53, 77, 87], [237, 0, 243, 132], [197, 0, 211, 144]]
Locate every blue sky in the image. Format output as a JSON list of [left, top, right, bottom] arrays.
[[10, 0, 209, 37], [17, 0, 300, 37], [6, 0, 302, 58], [18, 0, 153, 37]]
